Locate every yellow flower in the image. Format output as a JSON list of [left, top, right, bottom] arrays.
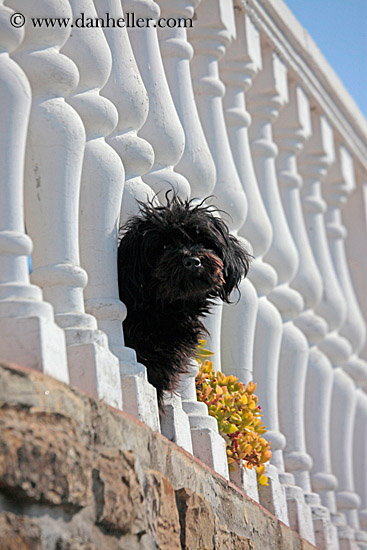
[[195, 354, 272, 488]]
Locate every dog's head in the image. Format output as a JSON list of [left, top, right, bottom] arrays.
[[118, 195, 251, 309]]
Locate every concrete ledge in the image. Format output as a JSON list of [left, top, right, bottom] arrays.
[[0, 362, 316, 549]]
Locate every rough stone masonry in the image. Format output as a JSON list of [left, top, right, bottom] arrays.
[[0, 362, 316, 550]]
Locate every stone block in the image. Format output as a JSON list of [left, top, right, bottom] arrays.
[[231, 533, 256, 550], [215, 522, 232, 550], [144, 470, 181, 550], [176, 487, 215, 550], [93, 449, 147, 536], [0, 512, 43, 550], [0, 407, 92, 507], [214, 521, 256, 550]]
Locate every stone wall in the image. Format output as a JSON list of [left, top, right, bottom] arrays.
[[0, 363, 316, 550]]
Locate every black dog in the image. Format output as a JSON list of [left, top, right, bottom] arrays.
[[117, 195, 250, 408]]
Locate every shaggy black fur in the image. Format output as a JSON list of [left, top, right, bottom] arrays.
[[117, 194, 251, 408]]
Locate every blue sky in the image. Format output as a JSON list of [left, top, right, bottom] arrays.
[[283, 0, 367, 117]]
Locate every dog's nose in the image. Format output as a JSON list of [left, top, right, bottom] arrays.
[[183, 256, 202, 270]]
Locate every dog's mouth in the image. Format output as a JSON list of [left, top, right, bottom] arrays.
[[152, 249, 225, 303]]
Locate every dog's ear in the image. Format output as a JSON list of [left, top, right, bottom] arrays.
[[117, 224, 147, 309], [221, 233, 251, 301], [208, 215, 251, 302]]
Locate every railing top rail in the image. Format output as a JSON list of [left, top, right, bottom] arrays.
[[240, 0, 367, 170]]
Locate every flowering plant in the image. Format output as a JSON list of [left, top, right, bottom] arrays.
[[195, 341, 271, 486]]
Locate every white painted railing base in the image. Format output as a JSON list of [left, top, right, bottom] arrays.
[[67, 339, 122, 410], [177, 361, 229, 480], [305, 492, 339, 550], [0, 315, 69, 384], [161, 393, 193, 453], [229, 463, 259, 503], [258, 464, 289, 526], [280, 472, 315, 545], [307, 499, 339, 550], [121, 373, 160, 432]]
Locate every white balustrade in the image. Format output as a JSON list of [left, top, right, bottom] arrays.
[[247, 42, 315, 542], [274, 80, 338, 549], [7, 0, 122, 409], [323, 145, 367, 547], [92, 0, 160, 431], [284, 105, 339, 545], [122, 0, 190, 199], [298, 111, 360, 548], [0, 1, 69, 381]]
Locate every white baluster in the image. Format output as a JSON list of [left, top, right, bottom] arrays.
[[217, 7, 262, 499], [325, 146, 367, 367], [61, 0, 126, 408], [155, 0, 219, 447], [274, 80, 338, 549], [156, 0, 216, 199], [185, 0, 250, 480], [188, 0, 237, 428], [217, 25, 285, 520], [247, 43, 314, 542], [0, 1, 68, 381], [188, 0, 247, 370], [8, 0, 122, 409], [157, 0, 246, 477], [244, 46, 286, 504], [96, 0, 156, 228], [323, 145, 367, 547], [71, 0, 159, 431], [219, 8, 259, 387], [116, 0, 192, 441], [330, 372, 361, 549], [122, 0, 190, 199], [299, 114, 346, 345], [188, 0, 247, 232], [298, 112, 357, 548]]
